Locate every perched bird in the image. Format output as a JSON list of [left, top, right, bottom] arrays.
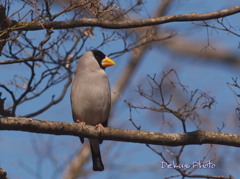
[[70, 50, 115, 171]]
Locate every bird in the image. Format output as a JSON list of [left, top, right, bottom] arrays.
[[70, 50, 115, 171]]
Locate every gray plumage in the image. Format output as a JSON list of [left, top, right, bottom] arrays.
[[70, 50, 115, 171]]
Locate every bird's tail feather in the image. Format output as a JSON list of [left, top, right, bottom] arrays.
[[89, 139, 104, 171]]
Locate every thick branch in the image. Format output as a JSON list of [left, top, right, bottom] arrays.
[[13, 5, 240, 30], [0, 117, 240, 147]]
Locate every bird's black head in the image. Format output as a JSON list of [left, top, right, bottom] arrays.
[[92, 50, 107, 69]]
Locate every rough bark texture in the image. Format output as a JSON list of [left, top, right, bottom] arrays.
[[1, 117, 240, 147], [8, 5, 240, 31]]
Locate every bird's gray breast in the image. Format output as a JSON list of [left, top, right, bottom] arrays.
[[71, 69, 111, 126]]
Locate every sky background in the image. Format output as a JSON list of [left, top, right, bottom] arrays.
[[0, 0, 240, 179]]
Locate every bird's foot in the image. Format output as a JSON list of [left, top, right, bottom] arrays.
[[76, 120, 86, 126], [95, 123, 104, 132]]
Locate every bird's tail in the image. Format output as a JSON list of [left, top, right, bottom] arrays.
[[89, 139, 104, 171]]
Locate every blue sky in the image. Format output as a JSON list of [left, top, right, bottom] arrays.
[[0, 0, 240, 179]]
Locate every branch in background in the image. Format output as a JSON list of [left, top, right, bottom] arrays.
[[0, 57, 42, 65], [112, 0, 172, 103], [63, 143, 90, 179], [11, 5, 240, 31], [0, 117, 240, 147], [23, 75, 72, 118], [162, 32, 240, 68]]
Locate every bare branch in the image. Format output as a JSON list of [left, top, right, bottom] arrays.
[[23, 76, 72, 118], [0, 57, 42, 64], [63, 143, 90, 179], [10, 5, 240, 31], [0, 117, 240, 147]]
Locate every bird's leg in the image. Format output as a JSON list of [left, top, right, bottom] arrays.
[[76, 120, 86, 143], [76, 119, 86, 126], [95, 123, 104, 132]]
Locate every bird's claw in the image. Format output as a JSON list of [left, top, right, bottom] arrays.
[[76, 120, 86, 126], [95, 123, 104, 132]]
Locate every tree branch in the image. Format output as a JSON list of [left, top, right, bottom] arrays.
[[0, 117, 240, 147], [0, 57, 42, 65], [11, 5, 240, 30]]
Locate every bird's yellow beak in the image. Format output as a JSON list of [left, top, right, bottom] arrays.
[[101, 57, 115, 67]]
